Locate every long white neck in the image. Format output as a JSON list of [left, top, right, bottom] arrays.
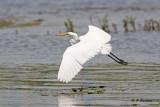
[[68, 32, 79, 41]]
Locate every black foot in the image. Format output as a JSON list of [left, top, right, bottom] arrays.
[[119, 60, 128, 65], [108, 52, 128, 65]]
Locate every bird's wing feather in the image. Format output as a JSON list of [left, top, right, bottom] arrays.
[[82, 25, 111, 44], [58, 48, 83, 82], [58, 41, 100, 83], [58, 25, 112, 82]]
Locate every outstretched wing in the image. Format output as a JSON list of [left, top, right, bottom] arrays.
[[80, 25, 111, 44], [57, 45, 83, 83], [58, 42, 100, 83], [58, 25, 111, 83]]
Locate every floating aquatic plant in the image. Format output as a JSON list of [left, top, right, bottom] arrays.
[[0, 18, 15, 28], [0, 18, 43, 28], [14, 19, 43, 28], [71, 86, 105, 95]]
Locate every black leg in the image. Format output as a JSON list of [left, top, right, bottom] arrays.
[[110, 52, 124, 62], [108, 53, 128, 65], [108, 54, 123, 64]]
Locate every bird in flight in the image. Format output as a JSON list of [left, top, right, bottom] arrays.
[[56, 25, 128, 83]]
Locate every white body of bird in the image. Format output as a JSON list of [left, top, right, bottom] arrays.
[[58, 25, 112, 83]]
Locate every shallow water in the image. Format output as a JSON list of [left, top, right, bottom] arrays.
[[0, 63, 160, 107], [0, 0, 160, 107], [0, 28, 160, 64], [0, 0, 160, 64]]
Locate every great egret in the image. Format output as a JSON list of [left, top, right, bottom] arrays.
[[56, 25, 128, 83]]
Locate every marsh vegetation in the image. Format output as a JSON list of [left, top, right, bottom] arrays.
[[63, 16, 160, 34], [0, 18, 43, 28]]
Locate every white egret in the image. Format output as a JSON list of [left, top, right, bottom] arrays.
[[56, 25, 128, 83]]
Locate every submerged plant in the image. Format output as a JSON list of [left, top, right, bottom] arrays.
[[123, 17, 129, 32], [143, 20, 149, 31], [123, 16, 136, 32], [64, 18, 74, 32], [157, 20, 160, 31], [112, 23, 118, 33], [143, 19, 160, 32], [152, 20, 160, 31], [99, 15, 110, 33], [89, 15, 93, 24], [129, 16, 136, 31]]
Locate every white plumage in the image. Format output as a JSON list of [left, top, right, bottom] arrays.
[[58, 25, 112, 83]]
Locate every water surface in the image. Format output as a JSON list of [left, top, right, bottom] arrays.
[[0, 0, 160, 107], [0, 63, 160, 107]]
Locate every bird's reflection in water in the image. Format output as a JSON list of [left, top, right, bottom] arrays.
[[58, 95, 84, 107]]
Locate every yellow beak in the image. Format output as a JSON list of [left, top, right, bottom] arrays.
[[56, 32, 68, 36]]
